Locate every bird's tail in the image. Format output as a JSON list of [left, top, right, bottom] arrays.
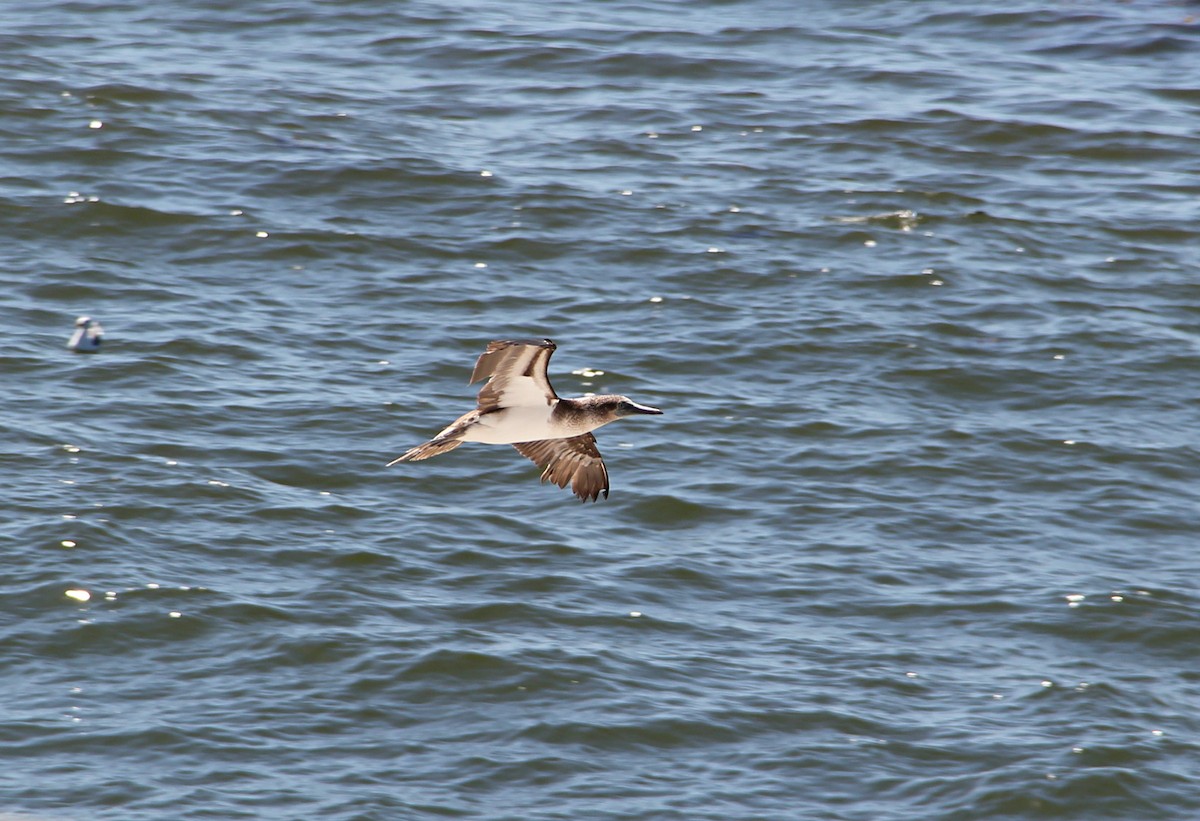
[[386, 437, 464, 466]]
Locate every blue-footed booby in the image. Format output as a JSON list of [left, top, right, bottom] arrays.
[[388, 338, 662, 501], [68, 316, 104, 352]]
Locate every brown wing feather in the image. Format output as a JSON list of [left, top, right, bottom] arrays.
[[471, 339, 557, 413], [512, 434, 610, 502]]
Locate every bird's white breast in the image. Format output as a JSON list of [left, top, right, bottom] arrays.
[[461, 405, 559, 444]]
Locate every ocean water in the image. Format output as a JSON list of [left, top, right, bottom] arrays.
[[3, 1, 1199, 818]]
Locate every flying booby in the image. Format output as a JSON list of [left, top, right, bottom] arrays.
[[388, 338, 662, 502], [68, 316, 104, 352]]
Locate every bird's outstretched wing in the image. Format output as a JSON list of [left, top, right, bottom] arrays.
[[471, 339, 558, 413], [512, 433, 610, 502]]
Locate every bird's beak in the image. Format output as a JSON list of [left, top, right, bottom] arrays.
[[624, 401, 663, 416]]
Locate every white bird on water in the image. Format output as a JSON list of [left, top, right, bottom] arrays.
[[388, 338, 663, 502], [68, 316, 104, 353]]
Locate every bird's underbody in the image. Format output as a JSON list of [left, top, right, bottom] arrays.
[[388, 338, 662, 501]]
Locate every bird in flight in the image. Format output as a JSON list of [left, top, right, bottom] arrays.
[[388, 338, 662, 501]]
